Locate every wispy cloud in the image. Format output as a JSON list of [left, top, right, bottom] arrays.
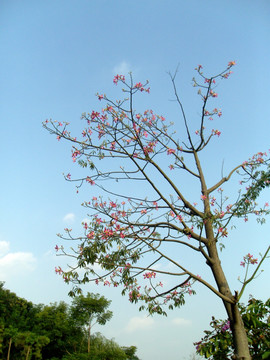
[[0, 240, 9, 257], [125, 316, 154, 332], [113, 61, 132, 76], [0, 241, 37, 279], [171, 317, 192, 326], [63, 213, 75, 223]]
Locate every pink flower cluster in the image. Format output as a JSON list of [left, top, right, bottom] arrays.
[[143, 271, 156, 279], [240, 253, 258, 267], [113, 74, 125, 84]]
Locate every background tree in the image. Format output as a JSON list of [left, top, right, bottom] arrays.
[[14, 331, 50, 360], [44, 62, 270, 360], [34, 301, 84, 359], [0, 283, 136, 359], [87, 333, 128, 360], [70, 293, 113, 354], [121, 345, 140, 360], [62, 333, 129, 360], [0, 282, 41, 359]]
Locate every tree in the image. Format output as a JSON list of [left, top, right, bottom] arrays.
[[62, 333, 129, 360], [14, 331, 50, 360], [34, 301, 84, 359], [195, 297, 270, 359], [0, 282, 43, 359], [44, 62, 270, 360], [0, 284, 136, 359], [88, 333, 128, 360], [122, 345, 140, 360], [70, 293, 113, 354]]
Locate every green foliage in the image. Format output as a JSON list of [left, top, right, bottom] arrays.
[[122, 345, 140, 360], [34, 301, 84, 359], [14, 331, 50, 360], [62, 333, 130, 360], [70, 292, 113, 328], [89, 333, 128, 360], [0, 283, 139, 360], [195, 297, 270, 359]]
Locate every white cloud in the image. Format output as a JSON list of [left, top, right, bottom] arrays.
[[171, 317, 192, 326], [0, 241, 10, 256], [63, 213, 75, 223], [113, 61, 131, 76], [0, 252, 37, 279], [125, 316, 154, 332]]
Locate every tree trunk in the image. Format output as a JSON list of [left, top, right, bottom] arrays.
[[7, 338, 12, 360], [207, 238, 251, 359], [229, 303, 251, 360], [25, 346, 31, 360], [88, 323, 91, 354]]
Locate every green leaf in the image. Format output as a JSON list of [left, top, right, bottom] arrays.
[[262, 351, 270, 359]]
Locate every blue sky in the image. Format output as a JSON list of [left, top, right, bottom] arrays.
[[1, 1, 270, 359]]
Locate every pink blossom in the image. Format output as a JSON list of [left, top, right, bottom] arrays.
[[86, 177, 95, 185], [210, 90, 218, 98], [113, 74, 125, 85], [218, 227, 228, 237], [167, 148, 176, 155], [219, 211, 225, 219], [153, 201, 158, 210], [110, 201, 117, 208], [143, 271, 156, 279], [212, 129, 221, 136], [91, 111, 100, 120], [110, 141, 116, 150], [55, 266, 63, 274], [87, 231, 95, 239]]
